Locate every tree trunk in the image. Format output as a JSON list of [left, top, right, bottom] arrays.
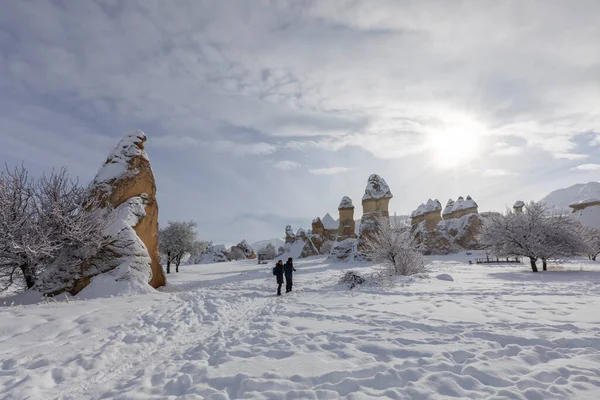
[[542, 259, 547, 271], [19, 263, 35, 288], [593, 255, 597, 261], [529, 258, 538, 272], [166, 251, 171, 274]]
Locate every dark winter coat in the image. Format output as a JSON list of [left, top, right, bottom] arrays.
[[274, 264, 284, 283], [283, 261, 295, 278]]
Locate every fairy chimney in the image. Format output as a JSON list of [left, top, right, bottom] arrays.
[[513, 200, 525, 213], [90, 130, 166, 289], [337, 196, 356, 239], [354, 174, 393, 259]]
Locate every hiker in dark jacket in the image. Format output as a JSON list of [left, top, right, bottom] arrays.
[[283, 258, 296, 293], [274, 260, 284, 296]]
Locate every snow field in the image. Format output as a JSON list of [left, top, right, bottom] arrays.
[[1, 256, 600, 399]]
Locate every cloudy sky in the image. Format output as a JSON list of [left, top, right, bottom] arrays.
[[1, 1, 599, 244]]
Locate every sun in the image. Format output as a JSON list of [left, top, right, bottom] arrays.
[[427, 120, 484, 169]]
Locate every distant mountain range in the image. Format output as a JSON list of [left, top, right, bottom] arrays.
[[540, 182, 600, 211]]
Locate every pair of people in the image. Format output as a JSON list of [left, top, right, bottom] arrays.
[[273, 258, 295, 296]]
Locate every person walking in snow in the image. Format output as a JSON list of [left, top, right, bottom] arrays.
[[273, 260, 284, 296], [283, 257, 296, 293]]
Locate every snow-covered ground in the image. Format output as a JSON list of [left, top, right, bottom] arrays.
[[2, 255, 600, 399]]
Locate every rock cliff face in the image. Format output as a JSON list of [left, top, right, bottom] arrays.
[[36, 131, 166, 295]]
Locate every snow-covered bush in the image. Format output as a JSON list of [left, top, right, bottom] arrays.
[[0, 165, 107, 293], [158, 221, 198, 273], [363, 216, 425, 276], [338, 270, 365, 289], [258, 243, 277, 260]]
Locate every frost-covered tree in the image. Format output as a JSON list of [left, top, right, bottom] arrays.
[[258, 243, 277, 260], [0, 165, 107, 292], [536, 212, 586, 270], [158, 221, 198, 273], [581, 227, 600, 261], [363, 216, 425, 276], [479, 201, 585, 272]]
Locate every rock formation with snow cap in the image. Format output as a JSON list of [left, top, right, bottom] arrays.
[[339, 196, 354, 210], [411, 194, 482, 255], [513, 200, 525, 212], [36, 130, 166, 296], [285, 225, 295, 243], [337, 196, 356, 240], [354, 174, 393, 260], [411, 199, 443, 226]]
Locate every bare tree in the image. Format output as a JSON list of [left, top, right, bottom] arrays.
[[158, 221, 198, 273], [363, 216, 425, 276]]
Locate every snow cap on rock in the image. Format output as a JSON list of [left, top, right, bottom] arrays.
[[443, 199, 455, 216], [93, 130, 149, 194], [285, 225, 294, 237], [296, 227, 306, 237], [514, 200, 525, 208], [362, 174, 393, 201], [338, 196, 354, 210], [411, 199, 442, 218]]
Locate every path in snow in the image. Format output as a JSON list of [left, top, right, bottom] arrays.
[[1, 256, 600, 399]]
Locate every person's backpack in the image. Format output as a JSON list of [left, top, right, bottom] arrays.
[[272, 266, 277, 276]]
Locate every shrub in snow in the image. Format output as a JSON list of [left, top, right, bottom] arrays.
[[338, 271, 365, 289], [479, 201, 586, 272], [363, 216, 425, 276], [158, 221, 198, 273], [0, 165, 107, 293]]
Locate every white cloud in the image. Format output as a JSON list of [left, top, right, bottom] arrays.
[[552, 153, 589, 160], [274, 160, 301, 170], [492, 142, 522, 156], [589, 135, 600, 146], [309, 167, 353, 175], [572, 163, 600, 171], [481, 169, 516, 177]]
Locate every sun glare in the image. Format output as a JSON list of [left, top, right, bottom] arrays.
[[427, 120, 484, 169]]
